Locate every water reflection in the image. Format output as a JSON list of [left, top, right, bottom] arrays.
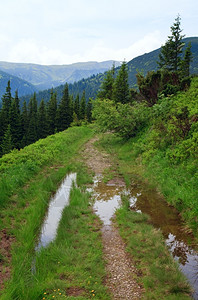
[[128, 182, 198, 299], [36, 173, 76, 250]]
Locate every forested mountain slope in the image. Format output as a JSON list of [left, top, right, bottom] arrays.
[[21, 37, 198, 104], [0, 60, 121, 91], [0, 70, 37, 101]]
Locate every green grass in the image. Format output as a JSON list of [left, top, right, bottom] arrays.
[[0, 126, 110, 299]]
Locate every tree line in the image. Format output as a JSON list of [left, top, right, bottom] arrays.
[[0, 82, 92, 156]]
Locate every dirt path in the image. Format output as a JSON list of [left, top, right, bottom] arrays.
[[83, 136, 142, 299]]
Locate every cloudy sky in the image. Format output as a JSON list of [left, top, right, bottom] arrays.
[[0, 0, 197, 65]]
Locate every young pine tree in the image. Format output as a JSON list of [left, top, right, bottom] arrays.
[[79, 91, 86, 120], [113, 61, 129, 104], [9, 90, 22, 149], [158, 15, 185, 71], [47, 90, 57, 135], [97, 64, 115, 100], [56, 83, 73, 131], [38, 99, 48, 139], [1, 124, 12, 155]]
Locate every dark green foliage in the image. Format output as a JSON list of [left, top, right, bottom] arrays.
[[180, 42, 193, 77], [46, 89, 57, 135], [1, 124, 12, 155], [113, 61, 130, 104], [9, 90, 22, 149], [80, 90, 86, 120], [0, 81, 12, 134], [37, 99, 48, 139], [74, 93, 80, 119], [97, 65, 115, 100], [26, 93, 38, 145], [86, 98, 93, 123], [56, 83, 73, 131], [20, 100, 28, 148], [158, 15, 185, 71]]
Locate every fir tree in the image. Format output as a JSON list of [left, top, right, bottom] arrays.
[[56, 83, 73, 131], [80, 91, 86, 120], [158, 15, 185, 71], [26, 93, 38, 145], [113, 61, 129, 104], [97, 64, 115, 100], [1, 124, 12, 155], [74, 94, 80, 119], [9, 90, 22, 149], [86, 98, 92, 123], [0, 81, 12, 138], [47, 90, 57, 135], [180, 42, 193, 77], [21, 100, 28, 147], [38, 99, 48, 139]]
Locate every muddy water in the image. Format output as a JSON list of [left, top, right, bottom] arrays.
[[36, 173, 76, 251], [128, 181, 198, 300], [92, 175, 198, 299], [92, 175, 125, 227]]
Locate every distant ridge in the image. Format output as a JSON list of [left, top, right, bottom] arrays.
[[0, 69, 37, 101], [0, 60, 121, 91], [21, 37, 198, 105]]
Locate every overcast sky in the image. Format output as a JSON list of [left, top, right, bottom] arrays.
[[0, 0, 197, 65]]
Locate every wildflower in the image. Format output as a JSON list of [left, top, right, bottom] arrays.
[[44, 292, 47, 294], [93, 294, 95, 296], [91, 290, 94, 292], [59, 292, 61, 295]]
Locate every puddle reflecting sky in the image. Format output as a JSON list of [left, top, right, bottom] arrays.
[[92, 176, 198, 299], [36, 173, 76, 250]]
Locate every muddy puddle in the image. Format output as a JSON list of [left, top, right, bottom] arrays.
[[91, 175, 198, 299], [36, 173, 76, 251]]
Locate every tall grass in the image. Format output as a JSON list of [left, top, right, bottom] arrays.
[[0, 126, 111, 299]]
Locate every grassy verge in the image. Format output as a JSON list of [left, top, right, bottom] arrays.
[[97, 133, 192, 299], [0, 126, 110, 299]]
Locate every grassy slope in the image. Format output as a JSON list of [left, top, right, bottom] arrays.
[[0, 125, 110, 299]]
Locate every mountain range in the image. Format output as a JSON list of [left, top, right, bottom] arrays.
[[21, 37, 198, 105], [0, 37, 197, 105], [0, 60, 121, 95]]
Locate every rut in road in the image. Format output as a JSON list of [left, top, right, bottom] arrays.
[[82, 136, 143, 299]]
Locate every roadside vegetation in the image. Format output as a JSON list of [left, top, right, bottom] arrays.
[[0, 125, 110, 299]]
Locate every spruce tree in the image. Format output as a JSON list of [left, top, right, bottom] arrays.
[[9, 90, 22, 149], [26, 94, 38, 145], [0, 81, 12, 137], [97, 64, 115, 100], [113, 61, 129, 104], [21, 100, 28, 147], [1, 124, 12, 155], [158, 15, 185, 71], [56, 83, 72, 131], [180, 42, 193, 77], [47, 90, 57, 135], [74, 94, 80, 119], [38, 99, 48, 139], [79, 91, 86, 120], [86, 98, 92, 123]]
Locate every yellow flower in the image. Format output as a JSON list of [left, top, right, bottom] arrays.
[[58, 289, 60, 291], [59, 293, 61, 295], [93, 294, 95, 297], [91, 290, 94, 292], [52, 296, 55, 298]]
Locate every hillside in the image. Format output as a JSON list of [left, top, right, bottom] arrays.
[[0, 60, 121, 91], [0, 70, 37, 101], [22, 37, 198, 104]]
